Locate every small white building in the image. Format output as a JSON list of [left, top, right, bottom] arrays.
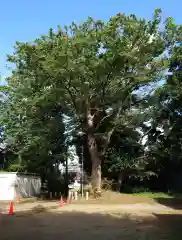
[[0, 172, 41, 201]]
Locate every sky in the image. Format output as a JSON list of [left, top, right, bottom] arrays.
[[0, 0, 182, 82]]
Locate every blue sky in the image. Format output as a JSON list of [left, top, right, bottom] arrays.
[[0, 0, 182, 82]]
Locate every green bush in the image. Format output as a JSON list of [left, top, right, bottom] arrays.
[[8, 163, 25, 172]]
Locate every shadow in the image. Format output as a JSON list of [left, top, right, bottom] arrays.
[[154, 196, 182, 210], [154, 213, 182, 240], [0, 205, 182, 239]]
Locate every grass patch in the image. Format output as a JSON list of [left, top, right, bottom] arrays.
[[18, 197, 39, 204], [130, 192, 174, 198], [72, 190, 182, 206]]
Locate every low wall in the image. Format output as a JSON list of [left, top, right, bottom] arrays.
[[15, 175, 41, 198]]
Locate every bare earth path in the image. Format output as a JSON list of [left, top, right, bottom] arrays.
[[0, 201, 182, 239], [0, 200, 177, 214]]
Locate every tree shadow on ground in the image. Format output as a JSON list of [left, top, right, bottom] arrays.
[[153, 213, 182, 240], [0, 205, 182, 240], [154, 196, 182, 210]]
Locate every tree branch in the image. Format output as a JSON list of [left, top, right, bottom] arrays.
[[95, 112, 113, 130], [101, 106, 122, 156], [64, 84, 78, 113]]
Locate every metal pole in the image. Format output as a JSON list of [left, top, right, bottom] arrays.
[[81, 144, 84, 198], [65, 155, 69, 200]]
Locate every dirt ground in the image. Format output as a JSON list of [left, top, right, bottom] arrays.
[[0, 202, 182, 240]]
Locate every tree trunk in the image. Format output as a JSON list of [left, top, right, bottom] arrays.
[[116, 172, 123, 192], [87, 133, 102, 194]]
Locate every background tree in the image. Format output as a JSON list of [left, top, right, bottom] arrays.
[[104, 128, 144, 191], [136, 28, 182, 192], [0, 81, 67, 181]]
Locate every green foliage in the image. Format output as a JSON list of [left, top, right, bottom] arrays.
[[7, 163, 25, 172], [0, 9, 181, 192], [5, 9, 173, 142], [105, 128, 144, 173]]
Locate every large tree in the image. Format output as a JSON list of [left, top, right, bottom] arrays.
[[3, 9, 178, 193]]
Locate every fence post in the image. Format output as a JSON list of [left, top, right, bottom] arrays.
[[86, 191, 89, 200], [74, 191, 78, 201], [50, 192, 52, 199]]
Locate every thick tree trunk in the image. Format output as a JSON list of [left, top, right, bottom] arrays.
[[87, 134, 102, 194]]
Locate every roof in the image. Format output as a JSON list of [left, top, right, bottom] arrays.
[[0, 172, 40, 177]]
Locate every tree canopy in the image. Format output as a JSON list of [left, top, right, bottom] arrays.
[[0, 9, 182, 194]]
